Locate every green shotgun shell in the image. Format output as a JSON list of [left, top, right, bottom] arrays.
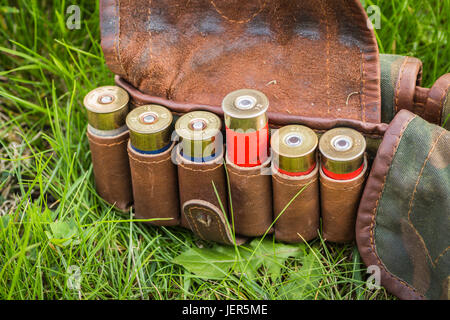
[[222, 89, 269, 131], [126, 105, 173, 152], [271, 125, 318, 173], [319, 127, 366, 175], [83, 86, 129, 131], [175, 111, 222, 160]]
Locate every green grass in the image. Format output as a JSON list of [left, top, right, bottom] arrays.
[[0, 0, 448, 300]]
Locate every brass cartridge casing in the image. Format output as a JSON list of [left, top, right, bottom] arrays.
[[84, 86, 129, 131], [222, 89, 269, 131], [271, 125, 318, 173], [175, 111, 222, 159], [126, 105, 173, 152], [319, 128, 366, 175]]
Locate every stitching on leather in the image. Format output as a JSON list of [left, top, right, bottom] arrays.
[[146, 2, 153, 86], [406, 129, 446, 267], [87, 136, 128, 147], [178, 162, 223, 172], [369, 114, 424, 297], [426, 97, 443, 105], [184, 208, 205, 241], [227, 168, 268, 178], [361, 50, 366, 122], [394, 57, 409, 114], [320, 177, 366, 191], [186, 205, 229, 244], [112, 0, 118, 68], [192, 206, 228, 244], [127, 152, 172, 164], [115, 0, 126, 76], [272, 174, 317, 188], [319, 0, 331, 115], [210, 0, 267, 24], [226, 160, 271, 177]]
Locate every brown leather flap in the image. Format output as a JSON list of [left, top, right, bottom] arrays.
[[183, 200, 247, 245], [100, 0, 381, 131]]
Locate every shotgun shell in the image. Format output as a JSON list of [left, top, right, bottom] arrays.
[[83, 86, 129, 131], [126, 105, 173, 153], [271, 125, 318, 176], [319, 128, 366, 180], [175, 111, 222, 162], [222, 89, 269, 167]]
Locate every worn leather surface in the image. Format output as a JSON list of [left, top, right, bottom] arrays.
[[356, 110, 449, 300], [183, 200, 247, 245], [87, 128, 133, 211], [176, 145, 228, 229], [425, 73, 450, 127], [393, 56, 423, 117], [117, 76, 389, 137], [101, 0, 381, 133], [225, 154, 273, 237], [320, 155, 368, 243], [127, 141, 180, 226], [272, 165, 319, 243]]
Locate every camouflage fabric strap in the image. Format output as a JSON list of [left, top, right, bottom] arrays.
[[380, 54, 450, 128], [357, 110, 449, 300], [379, 54, 422, 123]]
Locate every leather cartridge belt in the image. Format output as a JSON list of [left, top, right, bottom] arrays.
[[85, 86, 368, 245]]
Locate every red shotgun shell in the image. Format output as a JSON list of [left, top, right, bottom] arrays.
[[222, 89, 269, 167]]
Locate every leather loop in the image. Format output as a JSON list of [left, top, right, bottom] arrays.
[[127, 141, 180, 226], [183, 200, 247, 245], [176, 144, 229, 229], [320, 155, 368, 243], [272, 164, 320, 243], [225, 154, 273, 237], [394, 57, 423, 115], [87, 128, 133, 212], [424, 73, 450, 125], [393, 57, 450, 125]]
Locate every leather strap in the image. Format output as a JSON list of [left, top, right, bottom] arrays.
[[393, 57, 450, 125], [424, 73, 450, 126], [320, 155, 368, 243], [394, 56, 423, 115]]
